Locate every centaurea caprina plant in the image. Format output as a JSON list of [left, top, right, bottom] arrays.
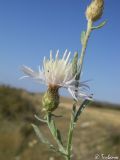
[[21, 0, 106, 159], [21, 50, 90, 112]]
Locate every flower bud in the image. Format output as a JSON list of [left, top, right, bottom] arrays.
[[42, 85, 59, 112], [86, 0, 104, 22]]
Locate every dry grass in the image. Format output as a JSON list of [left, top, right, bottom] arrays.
[[0, 85, 120, 160]]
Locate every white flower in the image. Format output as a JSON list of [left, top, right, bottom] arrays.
[[21, 50, 90, 101]]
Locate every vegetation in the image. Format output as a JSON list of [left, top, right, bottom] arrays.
[[0, 85, 120, 160]]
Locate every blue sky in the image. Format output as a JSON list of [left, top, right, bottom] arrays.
[[0, 0, 120, 104]]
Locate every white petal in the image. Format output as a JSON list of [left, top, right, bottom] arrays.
[[50, 50, 52, 61], [56, 50, 59, 60], [19, 75, 29, 80], [62, 49, 67, 60], [39, 65, 41, 72], [21, 65, 45, 82], [68, 88, 78, 101], [65, 51, 71, 64], [21, 65, 37, 77]]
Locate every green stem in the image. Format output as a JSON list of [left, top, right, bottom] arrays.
[[66, 106, 75, 160], [65, 20, 93, 160], [79, 20, 93, 78]]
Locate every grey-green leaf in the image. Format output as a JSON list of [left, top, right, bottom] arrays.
[[92, 20, 107, 30], [56, 129, 63, 145], [74, 99, 91, 122], [49, 119, 63, 145], [31, 124, 49, 144], [50, 120, 57, 137], [34, 114, 47, 123]]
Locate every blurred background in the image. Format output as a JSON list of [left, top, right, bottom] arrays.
[[0, 0, 120, 160]]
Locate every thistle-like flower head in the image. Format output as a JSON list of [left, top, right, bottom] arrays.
[[21, 50, 90, 111], [43, 49, 73, 87]]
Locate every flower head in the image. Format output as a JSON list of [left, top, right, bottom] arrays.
[[86, 0, 104, 22], [21, 50, 90, 111], [22, 50, 72, 86]]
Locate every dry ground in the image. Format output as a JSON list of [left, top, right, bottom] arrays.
[[0, 86, 120, 160]]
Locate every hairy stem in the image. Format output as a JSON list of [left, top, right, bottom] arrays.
[[65, 20, 93, 160], [79, 20, 93, 78], [66, 115, 74, 160]]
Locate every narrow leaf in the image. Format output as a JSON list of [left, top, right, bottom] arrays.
[[74, 99, 91, 122], [31, 124, 49, 144], [50, 119, 63, 145], [92, 20, 107, 30], [32, 124, 62, 154], [50, 120, 57, 137], [34, 114, 47, 123], [47, 113, 63, 146], [56, 129, 63, 145]]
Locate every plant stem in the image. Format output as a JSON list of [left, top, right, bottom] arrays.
[[37, 20, 93, 160], [65, 21, 93, 160], [65, 19, 94, 160], [66, 107, 75, 160], [79, 20, 93, 78]]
